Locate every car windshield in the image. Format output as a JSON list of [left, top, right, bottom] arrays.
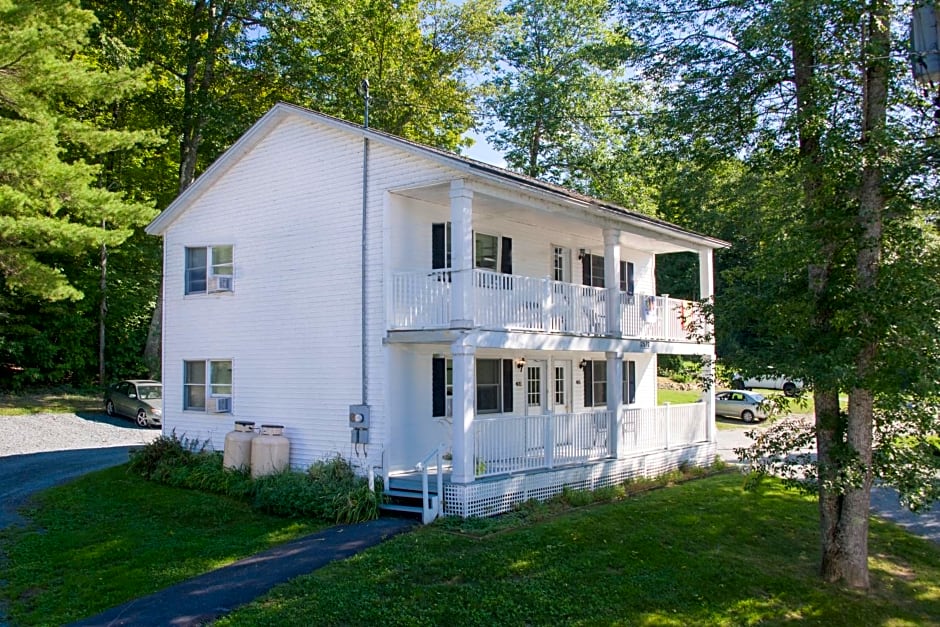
[[137, 385, 162, 400]]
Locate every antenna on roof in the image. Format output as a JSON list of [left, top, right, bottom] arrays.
[[357, 79, 371, 128]]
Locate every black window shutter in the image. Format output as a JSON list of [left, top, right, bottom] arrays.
[[583, 361, 593, 407], [432, 357, 445, 417], [581, 253, 591, 286], [627, 360, 636, 404], [502, 359, 513, 412], [501, 237, 513, 274], [432, 223, 446, 269]]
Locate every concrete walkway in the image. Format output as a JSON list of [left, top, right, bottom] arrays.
[[69, 517, 416, 627]]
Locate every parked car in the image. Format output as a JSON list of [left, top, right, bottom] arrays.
[[731, 374, 802, 397], [105, 380, 162, 427], [714, 390, 767, 422]]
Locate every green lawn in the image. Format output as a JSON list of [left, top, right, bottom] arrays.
[[0, 386, 103, 415], [214, 474, 940, 626], [658, 388, 702, 404], [0, 465, 324, 625]]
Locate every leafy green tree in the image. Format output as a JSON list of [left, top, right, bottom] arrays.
[[481, 0, 653, 209], [0, 0, 154, 302], [620, 0, 940, 588]]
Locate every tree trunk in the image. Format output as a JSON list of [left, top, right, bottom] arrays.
[[98, 239, 107, 386]]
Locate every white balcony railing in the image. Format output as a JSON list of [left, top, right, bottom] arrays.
[[390, 269, 706, 342], [472, 403, 707, 478]]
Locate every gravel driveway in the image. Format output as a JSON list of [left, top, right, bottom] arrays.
[[0, 411, 161, 457], [0, 412, 162, 531]]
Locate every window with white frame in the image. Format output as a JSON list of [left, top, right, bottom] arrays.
[[582, 360, 608, 407], [526, 366, 541, 406], [185, 245, 234, 294], [622, 360, 637, 405], [554, 366, 566, 405], [581, 253, 634, 293], [184, 359, 233, 411], [432, 223, 513, 273]]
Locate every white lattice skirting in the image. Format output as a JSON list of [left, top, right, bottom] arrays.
[[443, 442, 717, 518]]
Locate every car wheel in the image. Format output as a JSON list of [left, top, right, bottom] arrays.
[[136, 409, 149, 428], [106, 400, 116, 417], [783, 382, 797, 397], [742, 410, 755, 423]]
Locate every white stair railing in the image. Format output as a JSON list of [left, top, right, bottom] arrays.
[[415, 444, 445, 524]]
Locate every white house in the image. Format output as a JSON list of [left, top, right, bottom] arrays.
[[146, 102, 728, 520]]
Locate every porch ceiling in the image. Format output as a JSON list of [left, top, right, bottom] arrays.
[[391, 180, 710, 256]]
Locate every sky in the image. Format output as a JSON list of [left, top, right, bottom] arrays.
[[463, 129, 506, 168]]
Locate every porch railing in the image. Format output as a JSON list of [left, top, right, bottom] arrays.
[[390, 269, 704, 342], [473, 411, 612, 478], [621, 402, 708, 452], [472, 403, 708, 478]]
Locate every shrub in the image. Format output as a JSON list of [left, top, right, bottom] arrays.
[[128, 439, 378, 523]]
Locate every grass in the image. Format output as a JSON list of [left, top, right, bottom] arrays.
[[658, 388, 702, 404], [0, 465, 324, 625], [0, 386, 103, 415], [214, 473, 940, 626]]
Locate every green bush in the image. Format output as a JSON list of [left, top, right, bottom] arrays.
[[128, 438, 378, 523]]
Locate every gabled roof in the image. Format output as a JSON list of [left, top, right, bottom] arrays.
[[146, 102, 729, 250]]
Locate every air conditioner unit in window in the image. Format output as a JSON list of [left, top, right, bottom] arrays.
[[209, 396, 232, 413], [209, 275, 233, 292]]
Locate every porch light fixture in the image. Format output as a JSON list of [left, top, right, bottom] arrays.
[[515, 357, 526, 371], [578, 248, 587, 260], [579, 359, 589, 370]]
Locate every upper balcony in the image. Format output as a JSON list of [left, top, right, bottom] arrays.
[[390, 268, 708, 344]]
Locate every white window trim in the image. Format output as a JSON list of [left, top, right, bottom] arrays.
[[185, 245, 234, 295], [183, 359, 233, 413]]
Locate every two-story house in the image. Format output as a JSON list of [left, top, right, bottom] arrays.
[[146, 103, 728, 520]]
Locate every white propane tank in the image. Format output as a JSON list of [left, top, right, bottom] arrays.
[[223, 420, 256, 471], [250, 424, 290, 478]]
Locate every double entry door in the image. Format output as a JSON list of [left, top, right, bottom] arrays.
[[524, 359, 571, 417]]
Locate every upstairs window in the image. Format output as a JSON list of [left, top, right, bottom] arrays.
[[432, 223, 512, 273], [185, 245, 233, 294], [581, 253, 634, 293]]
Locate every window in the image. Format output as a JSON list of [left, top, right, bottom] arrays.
[[582, 253, 634, 293], [432, 357, 513, 416], [526, 366, 541, 406], [185, 245, 233, 294], [582, 360, 607, 407], [552, 245, 572, 283], [622, 360, 637, 405], [432, 224, 512, 273], [554, 366, 566, 405], [184, 359, 232, 411]]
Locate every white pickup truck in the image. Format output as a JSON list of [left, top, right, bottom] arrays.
[[731, 374, 802, 397]]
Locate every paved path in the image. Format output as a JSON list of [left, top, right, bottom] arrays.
[[0, 447, 136, 528], [69, 518, 416, 627]]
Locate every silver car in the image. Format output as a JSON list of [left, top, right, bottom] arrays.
[[105, 379, 163, 427], [714, 390, 766, 422]]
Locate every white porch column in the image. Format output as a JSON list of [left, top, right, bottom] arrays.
[[606, 350, 623, 458], [450, 180, 474, 328], [603, 229, 622, 337], [450, 340, 476, 483], [699, 249, 716, 442]]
